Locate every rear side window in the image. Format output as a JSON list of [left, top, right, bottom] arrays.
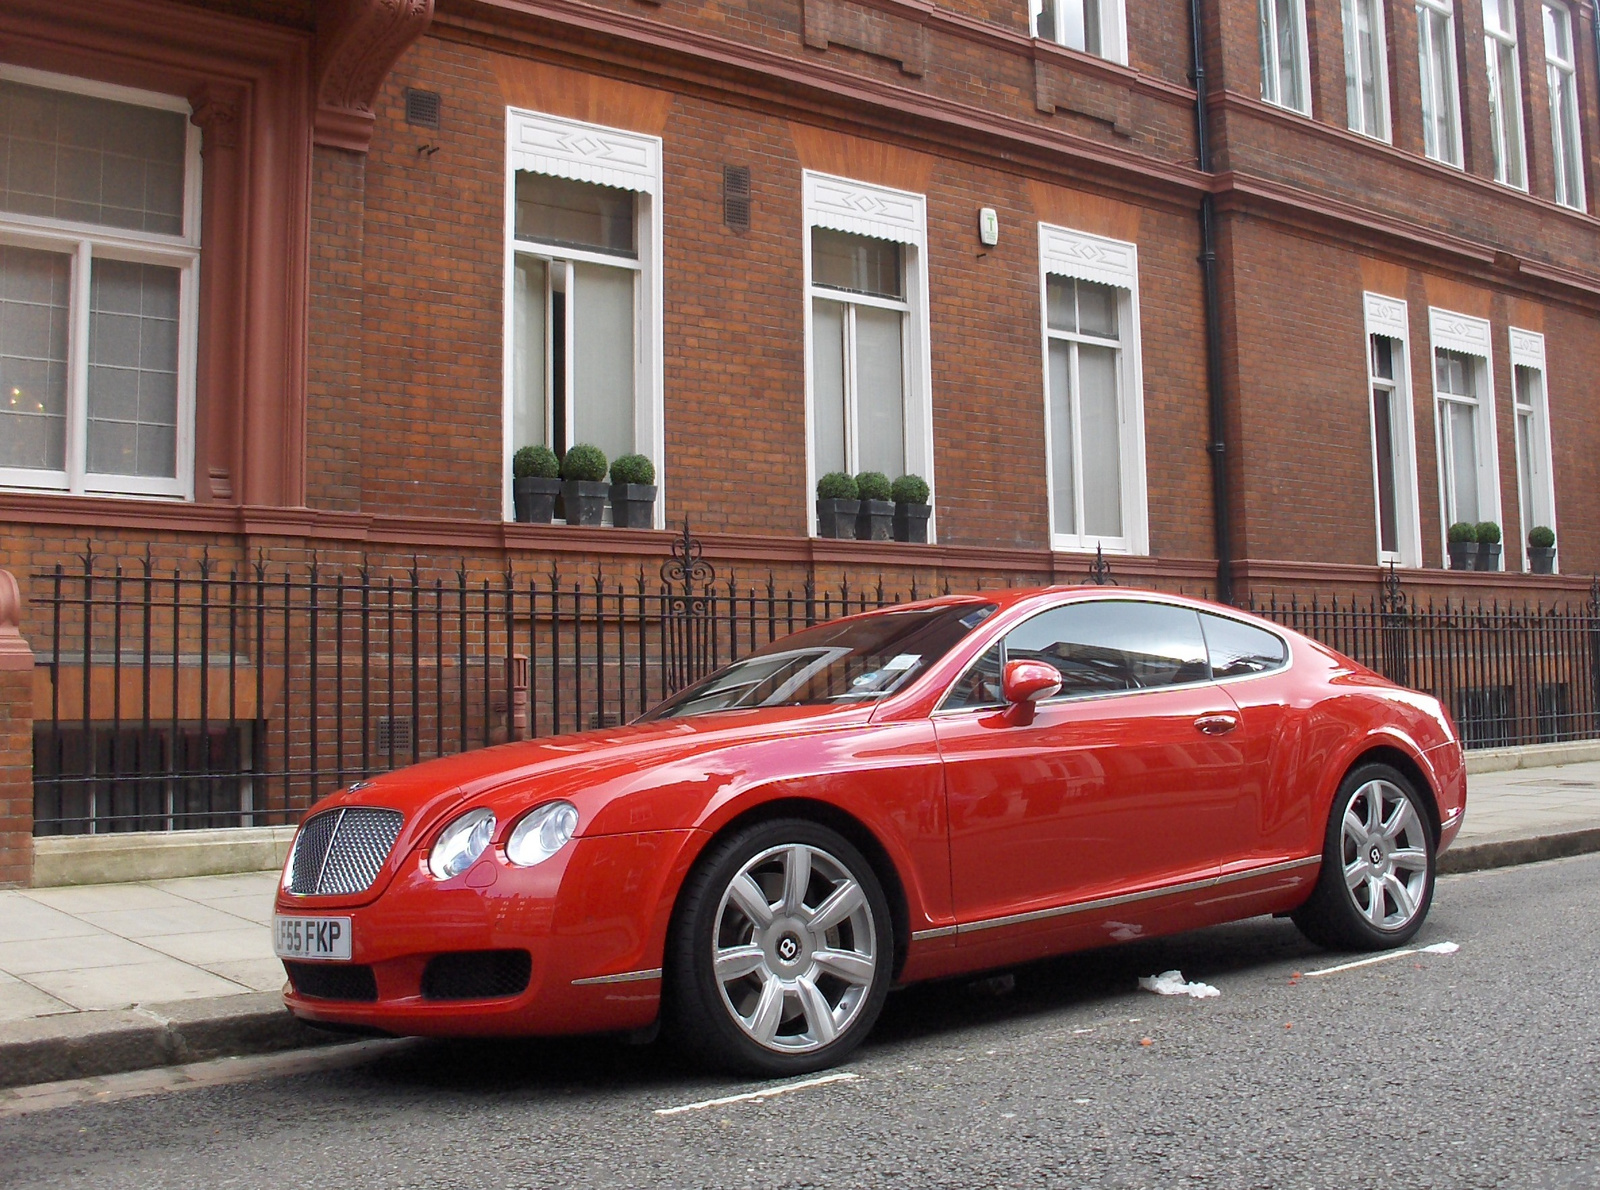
[[1199, 612, 1287, 678], [1002, 600, 1210, 698]]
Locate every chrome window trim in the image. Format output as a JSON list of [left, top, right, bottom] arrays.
[[932, 597, 1293, 717]]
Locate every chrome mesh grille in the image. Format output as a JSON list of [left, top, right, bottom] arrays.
[[286, 807, 404, 896]]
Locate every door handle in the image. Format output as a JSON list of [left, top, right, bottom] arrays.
[[1194, 713, 1239, 736]]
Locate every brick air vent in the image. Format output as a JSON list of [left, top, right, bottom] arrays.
[[404, 88, 441, 129], [723, 165, 751, 232], [376, 716, 412, 754]]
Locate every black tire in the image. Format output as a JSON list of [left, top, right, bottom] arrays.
[[1292, 762, 1436, 951], [665, 818, 894, 1077]]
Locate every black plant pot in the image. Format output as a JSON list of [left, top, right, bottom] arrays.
[[893, 501, 931, 543], [562, 480, 609, 526], [513, 476, 560, 524], [1475, 542, 1502, 571], [1447, 541, 1476, 571], [856, 499, 894, 542], [1529, 546, 1556, 574], [609, 483, 657, 529], [816, 498, 860, 539]]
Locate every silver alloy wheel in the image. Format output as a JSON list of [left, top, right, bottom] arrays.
[[1340, 779, 1430, 931], [711, 842, 878, 1054]]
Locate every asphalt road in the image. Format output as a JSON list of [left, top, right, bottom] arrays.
[[4, 854, 1599, 1190]]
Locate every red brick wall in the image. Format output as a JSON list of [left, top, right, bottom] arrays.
[[1221, 214, 1600, 575], [0, 570, 34, 886]]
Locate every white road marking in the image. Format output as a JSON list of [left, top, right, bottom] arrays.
[[1305, 950, 1417, 976], [654, 1072, 859, 1116], [1305, 942, 1459, 978]]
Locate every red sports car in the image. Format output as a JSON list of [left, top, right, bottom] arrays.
[[274, 587, 1465, 1074]]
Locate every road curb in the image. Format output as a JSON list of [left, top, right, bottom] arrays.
[[0, 992, 340, 1091], [1438, 827, 1600, 875]]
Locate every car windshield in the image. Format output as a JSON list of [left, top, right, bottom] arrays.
[[641, 602, 998, 720]]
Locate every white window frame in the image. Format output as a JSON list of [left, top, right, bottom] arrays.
[[1428, 307, 1503, 564], [1259, 0, 1314, 115], [1029, 0, 1129, 64], [1509, 327, 1557, 570], [1343, 0, 1394, 139], [501, 108, 664, 526], [1483, 0, 1529, 189], [1543, 0, 1586, 210], [1417, 0, 1466, 166], [802, 171, 935, 541], [0, 64, 201, 501], [1363, 293, 1422, 567], [1038, 223, 1149, 556]]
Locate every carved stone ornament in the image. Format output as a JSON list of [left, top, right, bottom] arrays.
[[0, 570, 32, 671], [189, 85, 242, 153], [1428, 307, 1492, 359], [315, 0, 435, 153]]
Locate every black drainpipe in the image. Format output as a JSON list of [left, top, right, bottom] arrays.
[[1189, 0, 1234, 604]]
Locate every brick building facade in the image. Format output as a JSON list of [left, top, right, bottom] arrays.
[[7, 0, 1600, 605]]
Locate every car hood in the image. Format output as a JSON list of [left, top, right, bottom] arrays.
[[301, 702, 882, 850]]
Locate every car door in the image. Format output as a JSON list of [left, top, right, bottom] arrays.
[[1194, 608, 1302, 872], [933, 598, 1256, 939]]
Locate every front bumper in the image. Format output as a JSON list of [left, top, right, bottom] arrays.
[[277, 829, 698, 1037], [1427, 739, 1468, 854]]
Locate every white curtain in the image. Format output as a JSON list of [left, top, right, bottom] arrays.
[[87, 258, 179, 478], [854, 305, 905, 478], [571, 262, 636, 464], [812, 298, 847, 477], [0, 245, 70, 471], [1079, 343, 1123, 537], [511, 256, 548, 451]]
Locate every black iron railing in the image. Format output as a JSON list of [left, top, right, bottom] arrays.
[[28, 536, 1600, 835], [30, 530, 930, 834]]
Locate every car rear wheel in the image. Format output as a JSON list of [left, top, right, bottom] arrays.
[[666, 819, 893, 1076], [1292, 763, 1436, 951]]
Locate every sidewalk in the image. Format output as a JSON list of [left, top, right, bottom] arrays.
[[3, 758, 1600, 1092]]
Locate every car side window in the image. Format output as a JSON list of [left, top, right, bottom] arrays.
[[942, 643, 1006, 710], [1003, 601, 1211, 698], [1198, 611, 1287, 678]]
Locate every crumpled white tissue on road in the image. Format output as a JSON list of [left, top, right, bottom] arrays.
[[1137, 970, 1221, 999], [1419, 941, 1459, 955]]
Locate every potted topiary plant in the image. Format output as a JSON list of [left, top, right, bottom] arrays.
[[512, 444, 561, 524], [891, 473, 931, 543], [559, 442, 609, 526], [816, 472, 859, 539], [1528, 525, 1556, 574], [1447, 522, 1477, 571], [608, 453, 657, 529], [854, 471, 894, 541], [1474, 521, 1502, 571]]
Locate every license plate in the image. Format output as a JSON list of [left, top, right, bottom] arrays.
[[274, 915, 353, 961]]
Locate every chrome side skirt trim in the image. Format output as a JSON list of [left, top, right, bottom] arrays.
[[913, 855, 1322, 941], [571, 967, 663, 986]]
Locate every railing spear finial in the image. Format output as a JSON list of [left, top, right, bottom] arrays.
[[1087, 544, 1117, 586]]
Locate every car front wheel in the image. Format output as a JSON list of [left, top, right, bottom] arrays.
[[666, 819, 893, 1076], [1293, 762, 1436, 951]]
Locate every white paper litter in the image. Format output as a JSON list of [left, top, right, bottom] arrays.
[[1419, 941, 1459, 955], [1137, 970, 1221, 999]]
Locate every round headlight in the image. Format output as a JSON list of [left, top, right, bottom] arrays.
[[429, 808, 496, 880], [506, 801, 579, 867]]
